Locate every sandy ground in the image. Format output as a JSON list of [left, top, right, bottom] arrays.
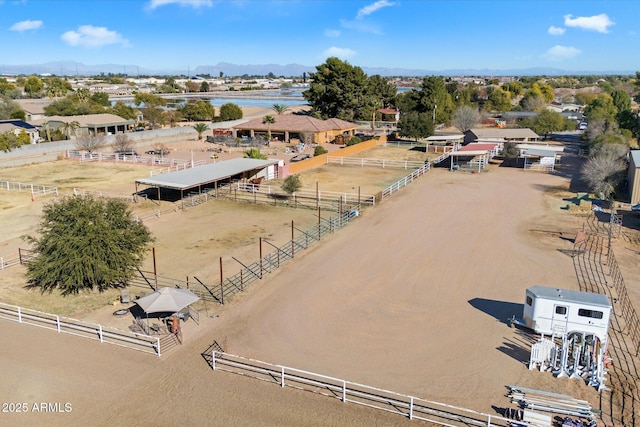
[[1, 119, 639, 425], [4, 152, 631, 425]]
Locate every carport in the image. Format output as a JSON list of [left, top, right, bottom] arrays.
[[135, 158, 279, 207]]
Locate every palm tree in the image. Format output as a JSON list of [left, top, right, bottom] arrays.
[[262, 115, 275, 141], [243, 148, 267, 160], [271, 104, 289, 115], [192, 122, 210, 141], [60, 121, 80, 140]]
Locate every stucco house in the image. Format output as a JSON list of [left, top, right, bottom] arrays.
[[464, 128, 540, 145], [232, 115, 358, 144], [32, 113, 135, 138], [0, 119, 40, 144]]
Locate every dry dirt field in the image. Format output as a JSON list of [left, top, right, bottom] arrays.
[[1, 137, 639, 426]]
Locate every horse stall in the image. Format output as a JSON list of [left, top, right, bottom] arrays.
[[519, 286, 611, 340]]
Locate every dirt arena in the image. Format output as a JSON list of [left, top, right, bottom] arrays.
[[1, 130, 639, 426]]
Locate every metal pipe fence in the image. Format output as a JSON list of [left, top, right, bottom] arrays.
[[326, 156, 425, 170]]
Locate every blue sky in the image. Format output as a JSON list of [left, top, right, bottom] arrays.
[[1, 0, 638, 73]]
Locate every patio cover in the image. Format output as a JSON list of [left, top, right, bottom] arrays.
[[135, 158, 278, 190], [135, 287, 199, 314]]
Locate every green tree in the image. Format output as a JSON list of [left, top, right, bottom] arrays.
[[584, 93, 618, 125], [243, 148, 267, 159], [610, 89, 631, 113], [262, 115, 275, 140], [0, 131, 26, 152], [451, 105, 480, 133], [487, 87, 512, 111], [271, 104, 289, 115], [181, 100, 215, 121], [282, 174, 302, 194], [502, 141, 520, 158], [397, 77, 453, 125], [219, 102, 243, 121], [367, 74, 397, 110], [398, 111, 433, 141], [192, 122, 210, 140], [44, 77, 72, 98], [303, 57, 370, 121], [74, 88, 91, 104], [199, 81, 210, 92], [503, 81, 524, 97], [110, 101, 138, 120], [24, 75, 44, 98], [0, 95, 24, 120], [24, 195, 154, 296], [91, 92, 111, 106], [134, 92, 167, 129], [0, 78, 19, 98], [521, 110, 568, 139]]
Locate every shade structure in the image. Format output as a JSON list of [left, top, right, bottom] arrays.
[[135, 287, 199, 314]]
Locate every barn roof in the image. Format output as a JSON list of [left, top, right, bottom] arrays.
[[135, 158, 278, 190], [460, 143, 497, 152], [467, 128, 539, 140]]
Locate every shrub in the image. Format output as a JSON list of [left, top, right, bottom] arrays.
[[314, 145, 328, 156], [346, 136, 362, 146]]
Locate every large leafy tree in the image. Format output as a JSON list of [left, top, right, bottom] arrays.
[[44, 77, 72, 99], [0, 95, 24, 120], [110, 101, 138, 120], [0, 78, 21, 98], [24, 75, 44, 98], [396, 77, 453, 125], [398, 111, 433, 141], [487, 87, 512, 111], [303, 57, 370, 121], [521, 110, 570, 139], [181, 100, 215, 121], [0, 131, 28, 152], [584, 93, 618, 125], [134, 92, 167, 129], [25, 196, 154, 296], [219, 102, 243, 121]]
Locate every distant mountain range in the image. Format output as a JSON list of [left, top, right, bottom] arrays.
[[0, 61, 634, 77]]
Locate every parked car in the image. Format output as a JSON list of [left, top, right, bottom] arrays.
[[632, 203, 640, 212], [145, 149, 169, 156], [290, 153, 312, 162], [115, 150, 139, 156], [578, 122, 587, 131]]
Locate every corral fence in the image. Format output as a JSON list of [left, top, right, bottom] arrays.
[[606, 250, 640, 356], [1, 248, 37, 270], [380, 163, 430, 201], [326, 156, 425, 170], [0, 180, 59, 196], [209, 351, 511, 427], [0, 302, 161, 356], [73, 187, 143, 204], [65, 150, 206, 172]]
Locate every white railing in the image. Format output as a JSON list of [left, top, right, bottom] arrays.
[[0, 255, 21, 270], [0, 180, 59, 196], [211, 352, 511, 426], [66, 150, 206, 171], [381, 163, 430, 200], [149, 159, 207, 176], [326, 156, 424, 170], [0, 302, 161, 356]]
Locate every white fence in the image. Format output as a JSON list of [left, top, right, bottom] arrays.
[[210, 352, 511, 426], [0, 302, 161, 356], [0, 180, 59, 196], [0, 255, 21, 270], [326, 156, 424, 170], [235, 182, 376, 206], [380, 163, 430, 200]]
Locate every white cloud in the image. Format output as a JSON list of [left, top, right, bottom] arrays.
[[324, 28, 341, 38], [544, 45, 581, 61], [356, 0, 396, 19], [148, 0, 212, 9], [61, 25, 129, 48], [564, 14, 614, 33], [548, 26, 565, 36], [9, 19, 43, 32], [340, 19, 381, 35], [322, 46, 357, 60]]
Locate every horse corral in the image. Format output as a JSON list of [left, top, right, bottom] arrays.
[[1, 137, 639, 426]]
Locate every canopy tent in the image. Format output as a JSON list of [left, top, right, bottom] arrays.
[[135, 287, 199, 314]]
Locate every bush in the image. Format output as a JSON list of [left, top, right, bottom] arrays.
[[282, 174, 302, 194], [346, 136, 362, 146], [314, 145, 328, 156]]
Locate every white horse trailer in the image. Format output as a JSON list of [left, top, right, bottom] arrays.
[[521, 286, 611, 341]]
